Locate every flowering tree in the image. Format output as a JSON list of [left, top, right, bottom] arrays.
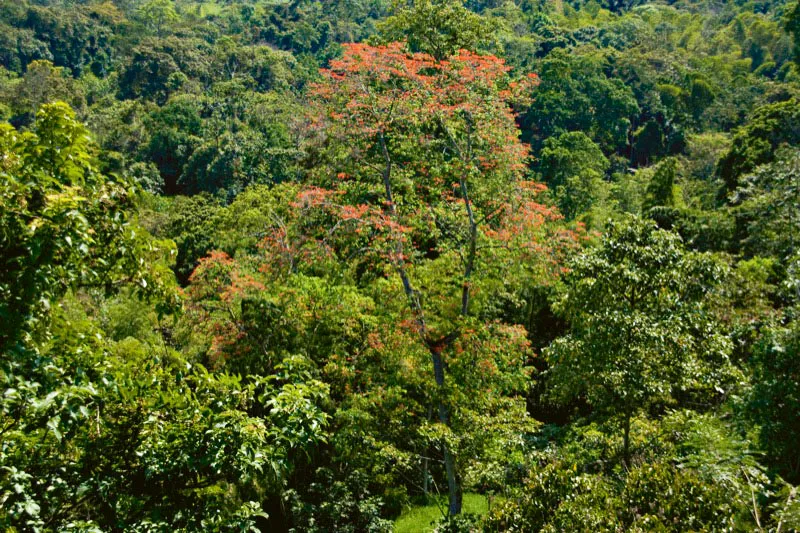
[[179, 43, 581, 517], [302, 43, 578, 514]]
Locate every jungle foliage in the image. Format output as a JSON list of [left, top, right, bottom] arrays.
[[2, 0, 800, 530]]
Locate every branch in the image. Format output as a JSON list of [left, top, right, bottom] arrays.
[[377, 130, 428, 340], [776, 485, 797, 533], [742, 467, 763, 531]]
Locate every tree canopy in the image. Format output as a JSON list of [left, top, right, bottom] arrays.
[[3, 0, 800, 530]]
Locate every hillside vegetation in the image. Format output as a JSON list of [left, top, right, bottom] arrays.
[[2, 0, 800, 530]]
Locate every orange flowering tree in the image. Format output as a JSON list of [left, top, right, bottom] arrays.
[[180, 44, 581, 519], [301, 42, 579, 514]]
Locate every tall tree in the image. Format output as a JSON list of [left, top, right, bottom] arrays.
[[748, 312, 800, 483], [717, 99, 800, 194], [305, 42, 572, 514], [0, 102, 174, 352], [137, 0, 179, 38], [546, 217, 737, 464], [537, 131, 610, 221], [733, 147, 800, 273], [377, 0, 493, 60]]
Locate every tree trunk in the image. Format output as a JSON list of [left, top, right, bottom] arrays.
[[444, 442, 463, 515], [430, 345, 462, 515], [378, 130, 463, 515], [423, 404, 432, 498]]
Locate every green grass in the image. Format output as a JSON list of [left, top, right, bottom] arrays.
[[393, 493, 489, 533]]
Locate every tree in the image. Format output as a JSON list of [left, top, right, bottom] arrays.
[[162, 193, 223, 285], [632, 119, 665, 166], [717, 98, 800, 194], [0, 104, 332, 531], [748, 312, 800, 483], [7, 60, 83, 125], [377, 0, 494, 59], [787, 1, 800, 65], [537, 131, 610, 222], [179, 129, 299, 196], [210, 40, 299, 92], [6, 5, 119, 77], [643, 157, 679, 212], [0, 24, 50, 74], [686, 76, 716, 122], [304, 42, 572, 514], [118, 37, 212, 105], [137, 0, 179, 38], [546, 217, 737, 464], [733, 147, 800, 270], [0, 102, 174, 352], [0, 289, 327, 530], [141, 97, 203, 193], [519, 49, 639, 155], [118, 42, 182, 105]]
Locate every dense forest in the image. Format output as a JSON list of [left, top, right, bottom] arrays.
[[2, 0, 800, 530]]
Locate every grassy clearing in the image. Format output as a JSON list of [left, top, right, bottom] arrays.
[[393, 493, 489, 533]]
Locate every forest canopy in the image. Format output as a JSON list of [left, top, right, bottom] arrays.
[[2, 0, 800, 531]]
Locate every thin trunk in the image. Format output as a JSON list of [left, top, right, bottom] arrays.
[[441, 113, 477, 319], [378, 132, 422, 325], [423, 404, 432, 497], [379, 131, 463, 515], [430, 344, 462, 515], [460, 177, 477, 317], [443, 440, 462, 515]]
